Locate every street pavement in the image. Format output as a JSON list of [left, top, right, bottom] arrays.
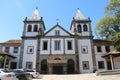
[[33, 73, 120, 80]]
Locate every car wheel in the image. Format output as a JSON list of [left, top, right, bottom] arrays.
[[28, 75, 32, 80]]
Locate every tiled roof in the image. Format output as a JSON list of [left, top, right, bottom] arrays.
[[0, 51, 8, 55], [0, 40, 22, 46], [2, 40, 21, 44], [102, 50, 120, 58], [109, 50, 120, 55], [93, 39, 113, 42], [93, 39, 113, 45], [0, 51, 16, 58]]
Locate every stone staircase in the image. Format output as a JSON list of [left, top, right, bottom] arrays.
[[96, 70, 120, 76]]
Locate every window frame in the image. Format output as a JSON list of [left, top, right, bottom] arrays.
[[105, 46, 110, 52], [5, 47, 10, 53], [82, 61, 89, 70], [97, 46, 102, 52], [55, 30, 60, 36], [81, 46, 88, 53], [27, 25, 32, 32], [43, 41, 48, 50], [13, 47, 19, 53], [54, 40, 61, 50], [83, 24, 88, 31], [27, 46, 34, 54], [98, 61, 105, 69], [26, 62, 33, 69], [33, 25, 38, 32], [67, 40, 73, 50], [77, 24, 82, 33]]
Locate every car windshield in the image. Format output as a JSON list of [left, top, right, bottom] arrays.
[[9, 70, 24, 73], [1, 69, 10, 73], [25, 70, 34, 72]]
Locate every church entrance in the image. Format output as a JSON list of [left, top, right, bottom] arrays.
[[67, 59, 75, 74], [52, 65, 63, 74], [41, 59, 48, 74]]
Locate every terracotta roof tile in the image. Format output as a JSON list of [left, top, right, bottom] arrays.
[[93, 39, 113, 42], [4, 40, 22, 44], [0, 51, 16, 58], [0, 51, 8, 55]]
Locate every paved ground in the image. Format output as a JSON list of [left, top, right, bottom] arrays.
[[33, 73, 120, 80]]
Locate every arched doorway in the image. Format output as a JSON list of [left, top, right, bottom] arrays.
[[67, 59, 75, 74], [52, 58, 63, 74], [41, 59, 47, 74]]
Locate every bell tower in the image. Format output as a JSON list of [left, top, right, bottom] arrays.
[[70, 8, 92, 37], [70, 8, 96, 73], [22, 8, 46, 38], [19, 8, 46, 69]]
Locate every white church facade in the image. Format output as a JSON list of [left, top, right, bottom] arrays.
[[0, 8, 120, 74]]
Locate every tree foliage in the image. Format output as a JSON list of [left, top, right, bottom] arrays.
[[95, 0, 120, 51], [0, 56, 4, 62], [105, 0, 120, 16], [114, 32, 120, 51], [95, 17, 114, 39]]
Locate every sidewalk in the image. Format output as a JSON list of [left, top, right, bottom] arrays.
[[33, 73, 120, 80]]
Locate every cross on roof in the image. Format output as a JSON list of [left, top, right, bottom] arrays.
[[56, 18, 59, 24]]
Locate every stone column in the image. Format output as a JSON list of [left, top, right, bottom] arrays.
[[48, 64, 52, 74], [63, 64, 67, 74], [110, 55, 114, 70], [3, 55, 7, 68]]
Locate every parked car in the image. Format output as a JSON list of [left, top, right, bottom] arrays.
[[9, 69, 32, 80], [25, 69, 39, 78], [0, 69, 18, 80]]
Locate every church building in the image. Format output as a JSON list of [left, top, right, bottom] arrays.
[[0, 8, 120, 74]]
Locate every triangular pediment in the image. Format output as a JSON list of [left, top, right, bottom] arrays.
[[45, 24, 72, 36]]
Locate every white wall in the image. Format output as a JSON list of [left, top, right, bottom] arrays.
[[2, 46, 21, 68], [40, 38, 75, 55], [114, 57, 120, 69], [22, 40, 37, 69], [94, 45, 114, 70], [78, 39, 93, 73], [51, 38, 64, 54], [46, 26, 70, 36]]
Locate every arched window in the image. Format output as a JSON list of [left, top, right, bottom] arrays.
[[27, 25, 32, 32], [77, 24, 81, 33], [34, 25, 38, 32], [83, 24, 88, 31]]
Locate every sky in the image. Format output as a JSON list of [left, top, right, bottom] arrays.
[[0, 0, 109, 42]]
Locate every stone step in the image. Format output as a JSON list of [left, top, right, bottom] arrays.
[[96, 70, 120, 76]]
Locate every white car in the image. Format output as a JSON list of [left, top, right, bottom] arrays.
[[25, 69, 39, 78], [0, 69, 18, 80]]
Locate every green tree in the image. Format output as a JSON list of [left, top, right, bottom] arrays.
[[0, 56, 4, 62], [95, 0, 120, 51], [0, 56, 4, 68], [105, 0, 120, 16], [95, 17, 114, 39], [114, 32, 120, 51]]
